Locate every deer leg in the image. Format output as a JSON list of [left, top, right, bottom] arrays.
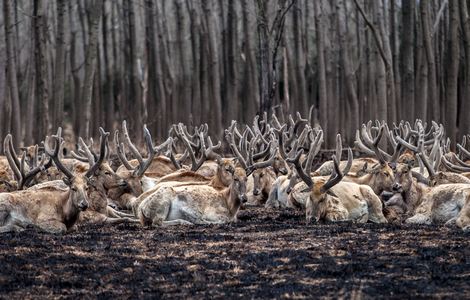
[[106, 206, 135, 218], [161, 219, 194, 226], [360, 187, 388, 223], [445, 217, 458, 227], [405, 213, 431, 225], [105, 217, 140, 224], [0, 222, 26, 233]]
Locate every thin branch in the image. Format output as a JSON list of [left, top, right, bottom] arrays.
[[353, 0, 391, 69], [432, 0, 448, 36]]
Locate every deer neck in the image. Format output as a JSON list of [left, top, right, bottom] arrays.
[[210, 171, 231, 189], [61, 189, 80, 229], [222, 185, 240, 219], [405, 179, 431, 213]]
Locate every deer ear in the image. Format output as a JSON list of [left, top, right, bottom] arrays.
[[63, 177, 72, 186], [326, 190, 338, 198]]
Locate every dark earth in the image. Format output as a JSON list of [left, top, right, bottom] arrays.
[[1, 206, 469, 299]]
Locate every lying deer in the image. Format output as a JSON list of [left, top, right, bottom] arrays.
[[287, 133, 387, 224], [132, 125, 277, 226], [0, 134, 91, 234]]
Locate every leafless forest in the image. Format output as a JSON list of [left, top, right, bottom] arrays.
[[2, 1, 470, 298], [0, 0, 468, 149]]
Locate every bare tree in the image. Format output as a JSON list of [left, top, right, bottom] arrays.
[[33, 0, 50, 142], [52, 0, 66, 128], [446, 0, 459, 145], [254, 0, 295, 116], [80, 0, 103, 139], [3, 0, 21, 146]]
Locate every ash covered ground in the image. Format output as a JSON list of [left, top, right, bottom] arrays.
[[1, 206, 469, 299]]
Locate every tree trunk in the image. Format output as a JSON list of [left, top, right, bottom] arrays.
[[399, 0, 415, 122], [225, 0, 239, 124], [80, 0, 103, 139], [52, 0, 66, 129], [420, 0, 438, 122], [33, 0, 50, 142], [446, 0, 459, 146], [255, 0, 270, 115], [336, 0, 359, 141], [459, 0, 470, 134], [3, 0, 21, 146], [202, 0, 222, 136], [102, 0, 115, 132]]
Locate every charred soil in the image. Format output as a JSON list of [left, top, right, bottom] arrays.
[[0, 206, 469, 299]]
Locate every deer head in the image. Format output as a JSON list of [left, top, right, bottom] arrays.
[[44, 131, 90, 211], [288, 134, 353, 223]]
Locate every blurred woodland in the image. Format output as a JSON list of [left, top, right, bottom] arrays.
[[0, 0, 467, 149]]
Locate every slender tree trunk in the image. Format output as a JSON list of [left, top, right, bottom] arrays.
[[202, 0, 222, 136], [80, 0, 103, 139], [127, 0, 143, 142], [225, 0, 239, 123], [185, 0, 202, 126], [3, 0, 21, 146], [33, 0, 50, 142], [52, 0, 66, 129], [399, 0, 415, 122], [241, 0, 258, 123], [103, 0, 115, 132], [336, 0, 359, 141], [420, 0, 438, 122], [446, 0, 459, 145], [255, 0, 271, 115], [459, 0, 470, 134]]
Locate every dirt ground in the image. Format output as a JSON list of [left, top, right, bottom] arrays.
[[1, 206, 469, 299]]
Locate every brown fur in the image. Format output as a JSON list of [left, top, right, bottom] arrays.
[[135, 165, 247, 226], [0, 176, 89, 234], [288, 177, 387, 224]]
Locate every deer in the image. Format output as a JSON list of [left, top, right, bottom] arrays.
[[132, 125, 277, 226], [108, 122, 173, 210], [285, 132, 387, 224], [115, 120, 177, 178], [225, 119, 288, 205], [0, 133, 92, 234], [388, 130, 470, 227], [67, 128, 137, 224]]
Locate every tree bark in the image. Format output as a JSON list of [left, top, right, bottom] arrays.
[[52, 0, 67, 129], [459, 0, 470, 134], [446, 0, 459, 146], [399, 0, 415, 122], [33, 0, 50, 142], [420, 0, 438, 122], [336, 0, 359, 141], [80, 0, 103, 139], [3, 0, 21, 146]]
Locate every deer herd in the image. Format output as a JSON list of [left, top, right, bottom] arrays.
[[0, 114, 469, 234]]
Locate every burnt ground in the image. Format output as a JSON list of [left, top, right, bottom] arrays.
[[0, 207, 469, 299]]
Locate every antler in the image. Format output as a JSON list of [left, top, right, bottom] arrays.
[[115, 122, 171, 176], [85, 127, 109, 177], [44, 131, 75, 180], [4, 135, 50, 190], [175, 123, 207, 172]]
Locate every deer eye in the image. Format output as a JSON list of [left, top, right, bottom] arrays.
[[71, 187, 77, 192], [104, 171, 111, 175]]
